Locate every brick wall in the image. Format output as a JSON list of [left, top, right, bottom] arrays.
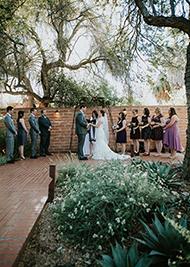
[[0, 106, 187, 152]]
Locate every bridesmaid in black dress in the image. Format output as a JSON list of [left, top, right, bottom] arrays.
[[17, 111, 28, 159], [129, 109, 140, 156], [115, 112, 127, 155], [151, 107, 165, 156], [141, 108, 151, 156]]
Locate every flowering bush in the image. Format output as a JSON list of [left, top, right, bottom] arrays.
[[51, 160, 172, 250]]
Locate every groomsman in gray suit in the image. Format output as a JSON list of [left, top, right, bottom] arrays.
[[29, 108, 40, 159], [75, 104, 88, 160], [4, 106, 17, 163]]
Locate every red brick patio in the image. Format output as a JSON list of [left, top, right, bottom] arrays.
[[0, 153, 184, 267], [0, 154, 72, 267]]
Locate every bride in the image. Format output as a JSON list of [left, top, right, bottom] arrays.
[[90, 110, 131, 160]]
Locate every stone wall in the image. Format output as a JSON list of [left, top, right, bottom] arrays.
[[0, 106, 187, 152]]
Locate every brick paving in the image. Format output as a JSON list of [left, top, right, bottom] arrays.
[[0, 152, 184, 267], [0, 154, 72, 267]]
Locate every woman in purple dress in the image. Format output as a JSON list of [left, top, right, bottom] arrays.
[[163, 107, 182, 159]]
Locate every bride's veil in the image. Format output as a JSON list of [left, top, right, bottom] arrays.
[[102, 112, 109, 144]]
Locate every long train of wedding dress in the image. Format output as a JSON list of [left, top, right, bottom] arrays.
[[92, 118, 130, 160]]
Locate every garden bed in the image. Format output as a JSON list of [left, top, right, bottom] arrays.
[[18, 159, 190, 267]]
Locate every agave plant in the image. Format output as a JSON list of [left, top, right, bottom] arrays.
[[136, 214, 190, 266], [135, 160, 183, 189], [99, 242, 152, 267]]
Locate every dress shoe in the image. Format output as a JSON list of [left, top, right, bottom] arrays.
[[46, 152, 52, 156], [7, 159, 15, 164], [30, 155, 38, 159], [143, 152, 150, 156], [40, 154, 46, 157], [79, 157, 88, 160], [134, 152, 139, 156]]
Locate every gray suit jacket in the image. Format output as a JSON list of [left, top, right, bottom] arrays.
[[75, 111, 88, 135], [29, 114, 40, 135], [4, 114, 17, 137]]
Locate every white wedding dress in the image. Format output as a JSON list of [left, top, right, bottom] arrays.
[[102, 113, 109, 144], [92, 118, 131, 160]]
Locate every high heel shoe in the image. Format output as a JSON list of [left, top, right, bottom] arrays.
[[20, 156, 25, 160], [143, 152, 150, 156]]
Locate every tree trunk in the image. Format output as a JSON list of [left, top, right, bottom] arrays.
[[183, 42, 190, 180]]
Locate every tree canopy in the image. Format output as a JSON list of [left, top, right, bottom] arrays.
[[0, 0, 127, 105]]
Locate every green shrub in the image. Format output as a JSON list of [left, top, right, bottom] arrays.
[[0, 127, 6, 154], [0, 155, 6, 165], [51, 161, 172, 250], [136, 214, 190, 266], [128, 159, 184, 190], [99, 243, 151, 267]]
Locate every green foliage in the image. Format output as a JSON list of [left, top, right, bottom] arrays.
[[0, 127, 6, 154], [136, 214, 190, 266], [51, 160, 171, 250], [0, 0, 22, 29], [128, 159, 183, 190], [99, 242, 152, 267], [0, 155, 6, 165], [50, 72, 119, 107]]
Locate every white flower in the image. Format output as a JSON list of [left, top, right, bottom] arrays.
[[121, 219, 126, 225], [68, 213, 75, 219], [101, 195, 107, 200], [92, 234, 98, 238], [115, 217, 120, 224], [98, 245, 102, 250]]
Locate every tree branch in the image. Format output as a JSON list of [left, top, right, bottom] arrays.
[[47, 50, 106, 71], [170, 0, 175, 16], [134, 0, 190, 35]]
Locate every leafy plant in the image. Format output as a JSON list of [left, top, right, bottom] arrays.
[[50, 72, 119, 107], [99, 242, 152, 267], [129, 159, 183, 190], [0, 127, 6, 154], [0, 155, 6, 165], [136, 214, 190, 266], [52, 161, 171, 250]]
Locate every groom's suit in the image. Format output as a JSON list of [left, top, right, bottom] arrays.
[[75, 111, 88, 159], [4, 113, 17, 162]]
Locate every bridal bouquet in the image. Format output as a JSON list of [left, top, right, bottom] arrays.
[[112, 124, 118, 130]]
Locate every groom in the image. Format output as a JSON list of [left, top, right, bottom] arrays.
[[75, 104, 88, 160]]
